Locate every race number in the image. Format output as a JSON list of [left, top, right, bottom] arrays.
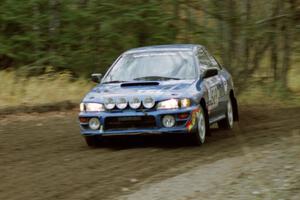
[[208, 85, 219, 109], [205, 78, 220, 109], [220, 76, 228, 94]]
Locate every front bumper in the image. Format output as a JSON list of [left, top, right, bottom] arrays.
[[79, 106, 199, 136]]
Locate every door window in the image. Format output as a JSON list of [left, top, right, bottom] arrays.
[[197, 49, 212, 70], [204, 50, 222, 70]]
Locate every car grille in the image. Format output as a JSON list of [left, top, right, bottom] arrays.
[[104, 116, 156, 130]]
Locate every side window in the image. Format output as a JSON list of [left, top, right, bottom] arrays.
[[197, 48, 212, 69], [205, 50, 222, 69]]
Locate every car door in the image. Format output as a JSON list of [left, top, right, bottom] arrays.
[[204, 50, 228, 115], [197, 48, 223, 119]]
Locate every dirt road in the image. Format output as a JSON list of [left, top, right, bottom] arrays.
[[0, 105, 299, 200]]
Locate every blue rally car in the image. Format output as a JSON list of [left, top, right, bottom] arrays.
[[79, 44, 239, 147]]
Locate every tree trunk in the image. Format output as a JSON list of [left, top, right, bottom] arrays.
[[185, 0, 194, 43], [270, 0, 280, 81], [242, 0, 251, 71], [171, 0, 180, 40], [137, 0, 149, 46], [225, 0, 238, 71], [281, 24, 290, 89], [48, 0, 60, 51], [280, 0, 296, 89]]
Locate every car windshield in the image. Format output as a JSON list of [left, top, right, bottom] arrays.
[[102, 51, 196, 83]]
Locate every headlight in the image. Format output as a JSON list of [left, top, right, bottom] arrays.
[[143, 97, 155, 109], [157, 98, 192, 110], [81, 103, 105, 112], [157, 99, 179, 110], [116, 97, 128, 109], [180, 98, 191, 108], [80, 103, 85, 112], [104, 97, 115, 110], [129, 97, 141, 109]]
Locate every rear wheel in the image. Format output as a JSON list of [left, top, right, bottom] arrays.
[[218, 98, 234, 129], [84, 136, 101, 147], [191, 105, 208, 145]]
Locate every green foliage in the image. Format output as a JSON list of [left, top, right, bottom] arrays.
[[0, 0, 176, 76], [0, 0, 298, 89]]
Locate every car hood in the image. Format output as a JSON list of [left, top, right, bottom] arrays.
[[83, 80, 196, 103]]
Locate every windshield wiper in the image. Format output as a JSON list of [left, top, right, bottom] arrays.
[[102, 80, 127, 84], [133, 76, 181, 81]]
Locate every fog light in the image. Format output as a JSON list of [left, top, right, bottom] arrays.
[[104, 97, 115, 110], [89, 118, 100, 130], [129, 97, 141, 109], [162, 115, 175, 128], [116, 97, 128, 109], [143, 97, 155, 109]]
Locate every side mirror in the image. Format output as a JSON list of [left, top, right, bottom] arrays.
[[203, 68, 218, 79], [91, 73, 102, 83]]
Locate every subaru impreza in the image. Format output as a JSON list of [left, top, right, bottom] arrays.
[[79, 44, 239, 147]]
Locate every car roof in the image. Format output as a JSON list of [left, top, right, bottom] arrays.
[[124, 44, 203, 54]]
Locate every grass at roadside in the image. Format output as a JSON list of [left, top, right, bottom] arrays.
[[1, 66, 299, 109], [0, 70, 93, 109], [238, 86, 300, 107], [238, 66, 300, 107]]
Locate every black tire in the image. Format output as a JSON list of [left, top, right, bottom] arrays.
[[84, 136, 101, 147], [191, 105, 209, 145], [218, 98, 234, 130]]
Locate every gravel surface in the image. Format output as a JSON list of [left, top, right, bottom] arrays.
[[0, 105, 299, 200]]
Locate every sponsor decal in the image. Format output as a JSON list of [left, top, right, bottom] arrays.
[[220, 76, 228, 93], [205, 78, 219, 110], [186, 108, 200, 132]]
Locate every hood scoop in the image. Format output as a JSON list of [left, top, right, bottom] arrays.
[[121, 81, 159, 87]]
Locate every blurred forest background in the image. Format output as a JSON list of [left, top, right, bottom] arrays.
[[0, 0, 299, 107]]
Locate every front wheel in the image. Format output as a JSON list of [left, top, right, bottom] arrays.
[[191, 105, 207, 145], [218, 98, 234, 129]]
